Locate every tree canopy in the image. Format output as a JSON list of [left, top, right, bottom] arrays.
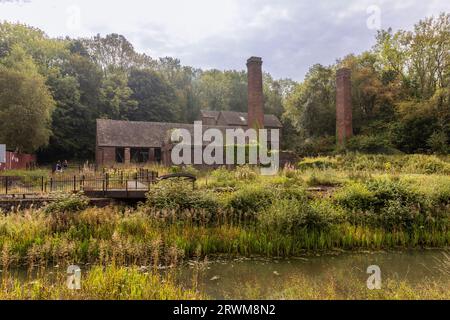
[[0, 13, 448, 160]]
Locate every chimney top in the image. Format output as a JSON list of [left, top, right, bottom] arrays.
[[337, 68, 351, 77], [247, 56, 262, 65]]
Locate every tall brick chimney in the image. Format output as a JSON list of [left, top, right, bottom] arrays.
[[247, 57, 264, 129], [336, 68, 353, 145]]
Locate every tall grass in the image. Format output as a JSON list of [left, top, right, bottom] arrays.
[[0, 206, 447, 269], [0, 264, 204, 300], [226, 270, 450, 300]]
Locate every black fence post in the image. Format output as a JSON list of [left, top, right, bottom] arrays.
[[5, 176, 8, 195], [73, 175, 76, 192], [50, 177, 53, 192], [41, 176, 44, 193]]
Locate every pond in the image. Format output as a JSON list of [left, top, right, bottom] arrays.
[[178, 249, 449, 299], [2, 249, 448, 299]]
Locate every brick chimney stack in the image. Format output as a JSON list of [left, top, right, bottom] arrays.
[[247, 57, 264, 129], [336, 68, 353, 145]]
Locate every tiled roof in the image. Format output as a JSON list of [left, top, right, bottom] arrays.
[[218, 111, 282, 128]]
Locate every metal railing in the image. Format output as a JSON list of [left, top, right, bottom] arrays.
[[0, 170, 159, 196]]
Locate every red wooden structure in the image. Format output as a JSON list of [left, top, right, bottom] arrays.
[[0, 151, 36, 170]]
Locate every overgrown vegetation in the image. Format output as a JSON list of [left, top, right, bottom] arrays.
[[0, 156, 448, 269], [0, 265, 203, 300]]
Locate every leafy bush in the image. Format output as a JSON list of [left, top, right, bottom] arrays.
[[346, 135, 399, 154], [378, 199, 418, 231], [334, 182, 376, 211], [337, 154, 450, 174], [226, 185, 274, 214], [168, 165, 199, 176], [298, 157, 337, 170], [234, 165, 257, 181], [295, 136, 335, 156], [365, 178, 420, 209], [208, 167, 237, 188], [334, 178, 434, 230], [427, 131, 449, 155], [403, 155, 450, 174], [44, 192, 89, 214], [306, 171, 344, 187], [258, 199, 342, 233], [146, 181, 219, 214]]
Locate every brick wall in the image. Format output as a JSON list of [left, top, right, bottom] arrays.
[[247, 57, 264, 130], [96, 147, 116, 165]]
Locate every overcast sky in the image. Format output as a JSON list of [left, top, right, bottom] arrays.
[[0, 0, 448, 80]]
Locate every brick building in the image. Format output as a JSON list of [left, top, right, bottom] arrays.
[[96, 57, 283, 166]]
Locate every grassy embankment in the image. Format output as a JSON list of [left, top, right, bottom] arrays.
[[0, 154, 448, 299]]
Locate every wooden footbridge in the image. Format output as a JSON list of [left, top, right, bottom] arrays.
[[0, 170, 196, 201]]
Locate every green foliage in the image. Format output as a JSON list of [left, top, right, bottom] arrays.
[[402, 155, 450, 174], [127, 68, 179, 122], [258, 199, 343, 233], [208, 167, 237, 188], [146, 181, 219, 214], [234, 165, 258, 181], [427, 131, 449, 154], [334, 182, 376, 212], [43, 192, 89, 214], [298, 157, 337, 170], [346, 135, 398, 154], [0, 50, 55, 153], [333, 176, 449, 231], [168, 165, 199, 176], [295, 136, 336, 156], [226, 185, 274, 214], [285, 14, 450, 154]]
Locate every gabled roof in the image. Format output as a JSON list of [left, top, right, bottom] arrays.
[[217, 111, 283, 128], [96, 119, 236, 148], [200, 110, 220, 120]]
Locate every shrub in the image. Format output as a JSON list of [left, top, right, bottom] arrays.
[[346, 135, 399, 154], [295, 136, 335, 156], [168, 165, 199, 176], [334, 182, 376, 211], [298, 157, 337, 171], [378, 199, 418, 231], [306, 171, 343, 187], [258, 199, 342, 233], [365, 178, 420, 209], [208, 167, 237, 188], [403, 155, 450, 174], [44, 192, 89, 214], [427, 131, 449, 155], [226, 185, 274, 214], [146, 181, 219, 214], [234, 165, 258, 181]]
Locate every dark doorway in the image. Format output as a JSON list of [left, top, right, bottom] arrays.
[[131, 148, 149, 163], [116, 147, 125, 163], [154, 148, 162, 163]]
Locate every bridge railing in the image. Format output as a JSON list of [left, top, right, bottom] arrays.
[[0, 171, 159, 196]]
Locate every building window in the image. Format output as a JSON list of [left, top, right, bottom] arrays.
[[154, 148, 162, 163], [115, 147, 125, 163], [131, 148, 149, 163]]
